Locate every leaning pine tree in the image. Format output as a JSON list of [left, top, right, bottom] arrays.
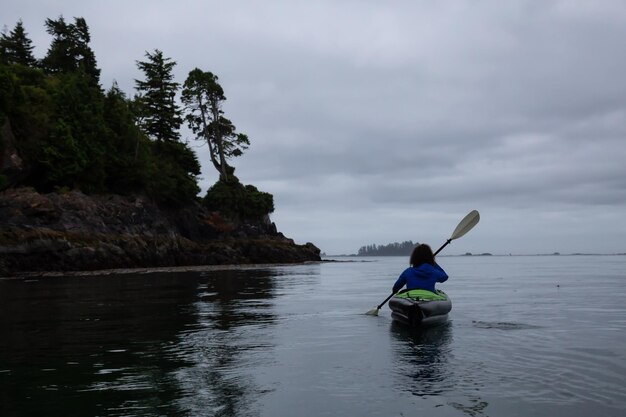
[[182, 68, 272, 221], [181, 68, 249, 180]]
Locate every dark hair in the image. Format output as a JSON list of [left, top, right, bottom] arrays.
[[410, 244, 435, 267]]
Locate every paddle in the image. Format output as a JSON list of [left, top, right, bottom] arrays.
[[365, 210, 480, 316]]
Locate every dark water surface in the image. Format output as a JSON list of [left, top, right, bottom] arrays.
[[1, 256, 625, 416]]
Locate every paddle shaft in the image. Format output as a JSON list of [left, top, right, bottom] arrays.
[[434, 238, 452, 256], [376, 292, 396, 310]]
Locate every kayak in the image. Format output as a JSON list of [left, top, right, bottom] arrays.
[[388, 289, 451, 327]]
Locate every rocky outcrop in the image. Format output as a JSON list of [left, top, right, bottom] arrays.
[[0, 188, 321, 275]]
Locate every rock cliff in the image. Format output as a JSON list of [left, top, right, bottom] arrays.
[[0, 188, 320, 275]]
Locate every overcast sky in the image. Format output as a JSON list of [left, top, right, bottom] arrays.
[[5, 1, 626, 255]]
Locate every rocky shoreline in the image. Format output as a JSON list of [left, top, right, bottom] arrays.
[[0, 188, 321, 276]]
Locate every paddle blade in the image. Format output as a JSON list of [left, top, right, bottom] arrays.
[[451, 210, 480, 240], [365, 307, 379, 316]]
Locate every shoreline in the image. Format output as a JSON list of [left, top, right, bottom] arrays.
[[0, 260, 324, 280], [0, 188, 321, 276], [0, 259, 375, 279]]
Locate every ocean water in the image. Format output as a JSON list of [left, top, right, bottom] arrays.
[[1, 255, 625, 416]]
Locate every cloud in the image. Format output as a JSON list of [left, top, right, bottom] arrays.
[[3, 1, 626, 255]]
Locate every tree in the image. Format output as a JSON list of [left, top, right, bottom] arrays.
[[148, 140, 201, 206], [0, 17, 204, 204], [102, 82, 152, 193], [40, 71, 108, 192], [0, 62, 52, 189], [0, 20, 38, 67], [41, 16, 100, 86], [134, 50, 182, 143], [133, 50, 203, 205], [182, 68, 249, 180], [204, 176, 273, 221], [358, 241, 418, 256]]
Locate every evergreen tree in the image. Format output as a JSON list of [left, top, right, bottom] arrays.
[[204, 176, 273, 221], [41, 71, 107, 192], [41, 16, 100, 86], [38, 16, 106, 192], [0, 20, 38, 66], [148, 140, 201, 205], [0, 63, 52, 187], [102, 82, 151, 193], [1, 18, 203, 205], [134, 50, 182, 143], [133, 50, 202, 205], [182, 68, 249, 180]]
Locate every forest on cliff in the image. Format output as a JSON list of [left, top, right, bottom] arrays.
[[0, 17, 272, 221]]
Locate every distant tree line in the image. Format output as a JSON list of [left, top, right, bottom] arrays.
[[357, 241, 418, 256], [0, 17, 272, 219]]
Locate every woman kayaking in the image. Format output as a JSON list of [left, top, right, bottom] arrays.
[[392, 243, 448, 294], [367, 211, 478, 319]]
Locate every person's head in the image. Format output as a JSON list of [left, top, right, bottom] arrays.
[[409, 244, 435, 267]]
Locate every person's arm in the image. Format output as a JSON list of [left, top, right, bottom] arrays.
[[392, 270, 408, 293], [433, 262, 449, 283]]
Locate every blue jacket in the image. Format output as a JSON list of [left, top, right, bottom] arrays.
[[392, 263, 448, 293]]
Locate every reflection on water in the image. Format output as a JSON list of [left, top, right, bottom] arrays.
[[175, 269, 278, 417], [0, 272, 200, 416], [2, 256, 626, 417], [0, 269, 280, 417], [471, 320, 542, 330], [389, 322, 453, 397], [390, 322, 494, 417], [448, 396, 490, 417]]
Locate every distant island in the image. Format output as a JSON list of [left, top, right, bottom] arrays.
[[0, 17, 320, 275], [331, 248, 626, 258], [325, 251, 626, 258], [357, 241, 417, 256]]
